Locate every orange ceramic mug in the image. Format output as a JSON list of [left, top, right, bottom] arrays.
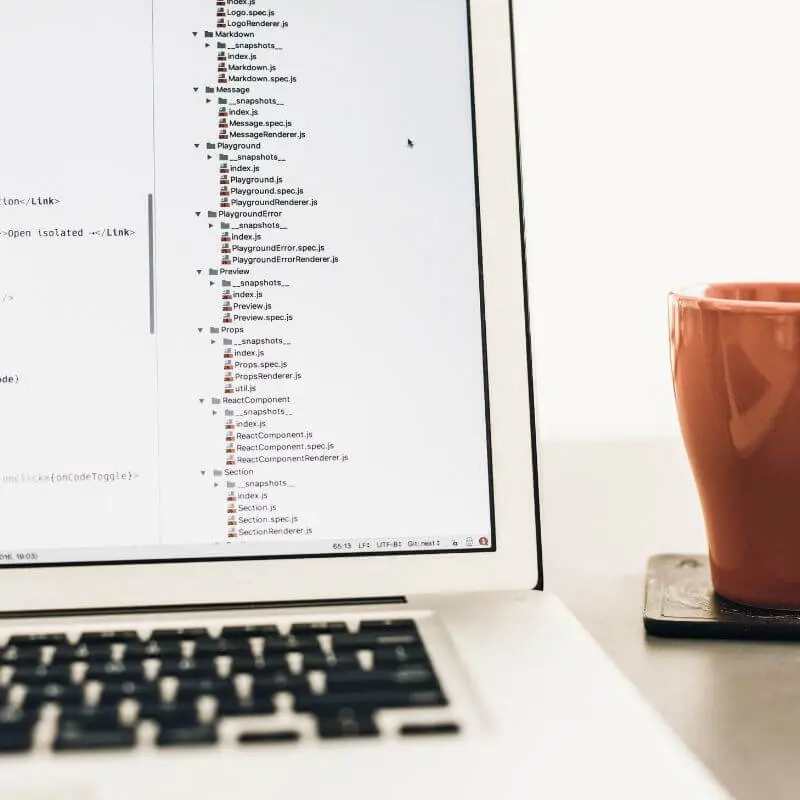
[[670, 283, 800, 609]]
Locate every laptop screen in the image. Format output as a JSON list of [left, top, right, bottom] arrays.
[[0, 0, 494, 566]]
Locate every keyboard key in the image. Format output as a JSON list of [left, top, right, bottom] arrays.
[[23, 683, 84, 710], [79, 631, 139, 644], [140, 704, 199, 726], [294, 689, 447, 713], [13, 664, 72, 685], [54, 726, 135, 751], [252, 673, 310, 699], [124, 640, 181, 662], [262, 635, 321, 654], [218, 695, 275, 717], [317, 710, 379, 739], [157, 724, 217, 747], [55, 706, 134, 752], [85, 662, 144, 683], [239, 730, 299, 744], [150, 628, 208, 641], [0, 707, 38, 751], [400, 723, 460, 736], [0, 729, 32, 752], [325, 666, 439, 693], [192, 636, 253, 658], [51, 642, 113, 664], [176, 678, 237, 705], [231, 653, 288, 675], [157, 657, 218, 679], [230, 653, 288, 674], [60, 706, 122, 728], [8, 633, 67, 647], [220, 625, 279, 639], [99, 680, 159, 707], [0, 646, 45, 666], [331, 632, 420, 650], [371, 645, 430, 668], [301, 651, 360, 671], [0, 707, 38, 727], [290, 622, 347, 634], [359, 619, 419, 633]]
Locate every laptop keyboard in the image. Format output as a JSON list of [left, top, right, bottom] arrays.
[[0, 618, 459, 753]]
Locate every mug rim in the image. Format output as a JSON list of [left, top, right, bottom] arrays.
[[670, 282, 800, 312]]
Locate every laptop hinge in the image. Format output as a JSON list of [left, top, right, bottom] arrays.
[[0, 596, 408, 621]]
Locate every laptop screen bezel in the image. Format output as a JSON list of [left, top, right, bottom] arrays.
[[0, 0, 542, 613]]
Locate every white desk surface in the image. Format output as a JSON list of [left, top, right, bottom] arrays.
[[542, 437, 800, 800]]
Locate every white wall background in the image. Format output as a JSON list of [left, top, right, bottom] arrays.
[[513, 0, 800, 439]]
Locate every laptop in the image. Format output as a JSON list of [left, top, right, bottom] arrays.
[[0, 0, 728, 797]]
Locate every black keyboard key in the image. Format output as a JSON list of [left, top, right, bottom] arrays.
[[85, 662, 144, 683], [13, 664, 72, 686], [294, 688, 447, 713], [0, 706, 38, 751], [140, 704, 199, 726], [262, 635, 321, 654], [23, 683, 84, 710], [331, 631, 420, 650], [79, 631, 139, 645], [124, 639, 181, 662], [99, 680, 160, 707], [230, 653, 288, 674], [302, 651, 360, 671], [359, 619, 419, 633], [0, 646, 45, 666], [192, 636, 253, 658], [0, 729, 32, 752], [8, 633, 68, 647], [0, 707, 37, 726], [54, 726, 135, 751], [372, 644, 430, 668], [325, 666, 439, 693], [220, 625, 279, 639], [176, 678, 237, 705], [51, 642, 113, 664], [157, 657, 218, 679], [157, 724, 217, 747], [150, 628, 209, 641], [239, 730, 299, 744], [218, 695, 275, 717], [252, 673, 310, 699], [59, 707, 122, 732], [400, 722, 460, 736], [290, 622, 348, 634], [317, 710, 379, 739]]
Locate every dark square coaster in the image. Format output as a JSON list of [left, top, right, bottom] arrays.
[[644, 554, 800, 640]]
